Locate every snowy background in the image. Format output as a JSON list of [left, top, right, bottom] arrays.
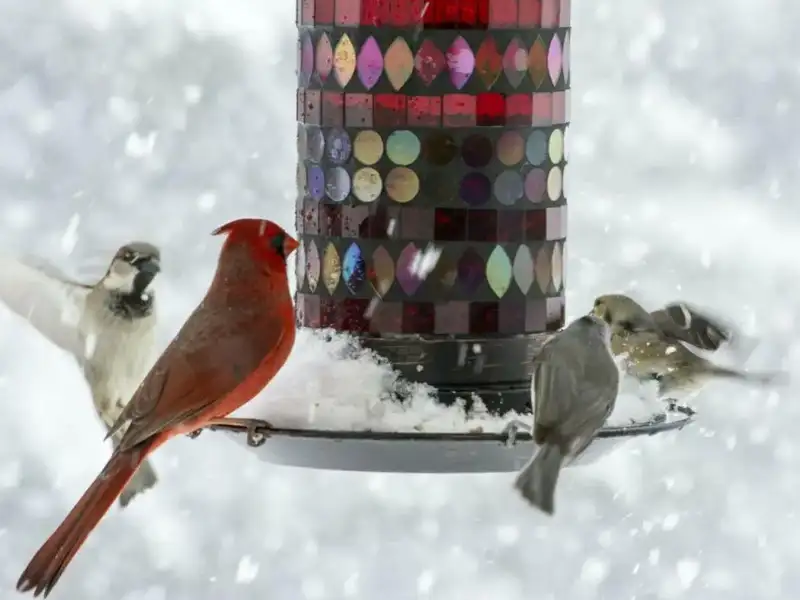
[[1, 0, 800, 598]]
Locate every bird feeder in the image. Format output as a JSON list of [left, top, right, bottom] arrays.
[[221, 0, 695, 472]]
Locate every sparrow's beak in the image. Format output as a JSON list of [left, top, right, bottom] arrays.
[[283, 235, 299, 257], [137, 257, 161, 276]]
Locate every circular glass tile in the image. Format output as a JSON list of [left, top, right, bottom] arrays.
[[386, 168, 420, 204], [524, 168, 546, 203], [546, 166, 562, 201], [325, 167, 351, 203], [386, 130, 421, 166], [459, 173, 492, 206], [494, 171, 524, 206], [307, 128, 325, 163], [326, 128, 352, 165], [525, 130, 547, 166], [353, 130, 384, 165], [352, 167, 383, 203], [548, 128, 564, 164], [461, 134, 493, 168], [423, 132, 457, 166], [496, 131, 524, 166]]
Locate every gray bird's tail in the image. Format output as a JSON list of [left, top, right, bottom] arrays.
[[118, 457, 158, 508], [513, 443, 565, 516]]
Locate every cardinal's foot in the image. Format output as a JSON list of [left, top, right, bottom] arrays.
[[665, 398, 697, 417], [205, 417, 274, 447], [500, 420, 531, 447], [186, 429, 203, 439]]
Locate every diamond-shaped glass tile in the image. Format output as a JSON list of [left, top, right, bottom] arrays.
[[513, 245, 534, 294], [502, 38, 528, 88], [384, 37, 414, 91], [358, 36, 383, 90], [415, 39, 446, 86], [551, 241, 563, 291], [322, 242, 342, 294], [296, 240, 306, 289], [343, 242, 366, 293], [300, 34, 314, 86], [535, 244, 552, 293], [563, 32, 570, 84], [317, 33, 334, 82], [548, 34, 563, 85], [486, 246, 513, 298], [306, 240, 321, 292], [446, 36, 474, 90], [370, 246, 395, 296], [457, 248, 484, 293], [396, 242, 423, 295], [528, 37, 547, 88], [475, 37, 502, 89], [333, 34, 355, 87]]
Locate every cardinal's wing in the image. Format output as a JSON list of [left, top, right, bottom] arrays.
[[0, 253, 91, 358]]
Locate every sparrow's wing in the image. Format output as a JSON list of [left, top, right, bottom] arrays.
[[0, 254, 91, 358], [651, 302, 734, 352]]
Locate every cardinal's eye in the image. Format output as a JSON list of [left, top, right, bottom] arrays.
[[270, 232, 286, 257]]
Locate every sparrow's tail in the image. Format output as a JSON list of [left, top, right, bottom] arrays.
[[17, 443, 154, 598], [118, 457, 158, 508], [710, 365, 789, 387], [513, 443, 564, 516]]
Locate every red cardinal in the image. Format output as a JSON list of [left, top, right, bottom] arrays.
[[16, 218, 299, 597]]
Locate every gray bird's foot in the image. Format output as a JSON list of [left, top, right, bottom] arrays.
[[500, 420, 531, 447], [205, 417, 274, 447]]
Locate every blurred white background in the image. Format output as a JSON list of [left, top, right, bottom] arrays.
[[2, 0, 800, 598]]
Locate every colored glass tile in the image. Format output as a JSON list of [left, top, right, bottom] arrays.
[[497, 131, 524, 166], [374, 94, 407, 126], [467, 209, 497, 242], [297, 124, 308, 157], [546, 205, 566, 240], [339, 298, 371, 333], [316, 33, 334, 82], [386, 130, 421, 166], [332, 34, 355, 86], [315, 0, 334, 23], [386, 167, 420, 203], [499, 298, 526, 333], [535, 244, 552, 293], [335, 0, 359, 25], [563, 32, 570, 84], [370, 246, 395, 296], [352, 167, 383, 203], [319, 202, 343, 236], [470, 302, 499, 334], [321, 91, 344, 126], [541, 0, 559, 27], [326, 128, 352, 165], [306, 240, 321, 292], [319, 297, 337, 327], [519, 0, 542, 26], [528, 37, 547, 88], [548, 34, 563, 86], [494, 171, 524, 206], [442, 94, 476, 127], [301, 199, 319, 234], [502, 38, 528, 88], [532, 92, 553, 125], [353, 130, 383, 165], [459, 173, 492, 206], [457, 248, 484, 293], [551, 90, 566, 124], [301, 0, 314, 24], [357, 36, 383, 90], [546, 296, 564, 331], [475, 37, 502, 89], [296, 240, 306, 289], [506, 94, 533, 126], [525, 130, 547, 165], [560, 0, 570, 26], [524, 168, 546, 203], [434, 301, 469, 334], [344, 93, 373, 127], [298, 294, 321, 328], [486, 246, 513, 298], [423, 132, 457, 165], [322, 242, 342, 294], [461, 134, 493, 167], [307, 165, 325, 200], [342, 204, 369, 237], [307, 127, 325, 162], [551, 241, 563, 291], [434, 208, 466, 241], [402, 302, 435, 334], [497, 210, 523, 242], [415, 39, 446, 86], [384, 37, 414, 91], [446, 36, 475, 90], [325, 167, 350, 202], [303, 90, 321, 125], [547, 166, 562, 201], [296, 163, 306, 201], [408, 96, 441, 127], [476, 92, 504, 126], [300, 34, 314, 87], [524, 209, 546, 239], [490, 0, 518, 27], [360, 0, 382, 26], [343, 242, 366, 293], [396, 243, 423, 295], [400, 207, 434, 240], [513, 245, 534, 294], [368, 301, 402, 334], [548, 128, 564, 163], [525, 299, 546, 331]]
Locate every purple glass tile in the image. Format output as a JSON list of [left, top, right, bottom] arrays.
[[459, 173, 492, 206], [446, 36, 475, 90], [307, 165, 324, 201], [524, 168, 546, 203], [326, 128, 352, 165], [457, 248, 484, 293], [357, 36, 384, 90], [396, 242, 423, 295], [434, 301, 469, 334]]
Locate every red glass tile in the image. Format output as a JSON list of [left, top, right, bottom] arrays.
[[523, 209, 546, 240], [434, 208, 467, 241], [342, 204, 369, 237], [489, 0, 518, 28], [477, 0, 490, 27], [339, 298, 371, 332], [321, 92, 344, 127], [442, 94, 477, 127], [497, 210, 523, 242], [319, 202, 343, 236], [552, 90, 566, 124], [369, 300, 403, 334], [498, 299, 526, 333], [506, 94, 533, 126], [320, 297, 338, 327], [559, 0, 570, 26], [360, 0, 382, 25], [388, 0, 414, 25], [434, 301, 469, 334], [299, 294, 322, 328], [546, 296, 565, 331], [476, 93, 505, 126], [408, 96, 441, 127], [459, 0, 479, 26], [469, 302, 499, 334], [374, 94, 407, 127], [518, 0, 541, 26], [525, 299, 546, 331], [315, 0, 334, 23], [297, 89, 305, 122], [335, 0, 360, 25], [541, 0, 559, 26], [467, 209, 497, 242], [301, 199, 320, 235], [345, 93, 373, 127], [304, 90, 321, 125], [402, 302, 436, 334], [301, 0, 314, 24], [531, 92, 553, 126], [400, 207, 435, 240]]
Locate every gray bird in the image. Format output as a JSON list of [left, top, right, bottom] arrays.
[[591, 293, 785, 399], [0, 242, 162, 507], [513, 313, 620, 516]]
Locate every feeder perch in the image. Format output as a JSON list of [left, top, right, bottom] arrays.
[[221, 0, 696, 472]]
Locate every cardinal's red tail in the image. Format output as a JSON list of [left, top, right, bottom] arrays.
[[17, 442, 155, 597]]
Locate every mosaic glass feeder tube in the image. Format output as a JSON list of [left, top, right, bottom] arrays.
[[295, 0, 569, 415]]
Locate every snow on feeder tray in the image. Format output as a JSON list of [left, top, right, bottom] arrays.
[[213, 331, 696, 473]]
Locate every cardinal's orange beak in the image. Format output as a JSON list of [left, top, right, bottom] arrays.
[[283, 234, 299, 257]]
